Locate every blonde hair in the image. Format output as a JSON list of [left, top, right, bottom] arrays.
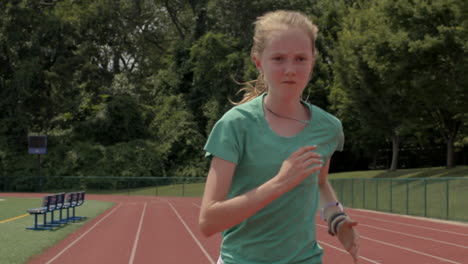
[[234, 10, 319, 105]]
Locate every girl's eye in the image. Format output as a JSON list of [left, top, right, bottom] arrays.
[[296, 57, 307, 62], [272, 57, 283, 62]]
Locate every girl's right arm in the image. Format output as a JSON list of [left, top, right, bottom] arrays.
[[199, 146, 322, 237]]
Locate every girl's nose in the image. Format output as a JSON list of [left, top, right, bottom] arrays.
[[285, 63, 296, 76]]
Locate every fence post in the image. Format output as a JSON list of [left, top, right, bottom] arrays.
[[182, 180, 185, 197], [446, 179, 449, 220], [424, 179, 427, 217], [341, 180, 344, 203], [363, 180, 366, 209], [406, 180, 409, 215], [351, 179, 354, 208], [390, 179, 393, 213], [155, 178, 158, 197], [376, 180, 379, 210]]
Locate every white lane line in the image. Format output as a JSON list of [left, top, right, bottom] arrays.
[[318, 224, 462, 264], [361, 235, 462, 264], [167, 201, 215, 264], [192, 203, 201, 208], [359, 223, 468, 249], [318, 240, 381, 264], [128, 202, 147, 264], [349, 213, 468, 237], [46, 203, 123, 264]]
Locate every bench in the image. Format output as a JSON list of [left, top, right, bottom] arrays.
[[26, 191, 86, 230], [25, 195, 55, 230], [66, 191, 87, 222], [47, 192, 64, 227], [52, 192, 69, 225]]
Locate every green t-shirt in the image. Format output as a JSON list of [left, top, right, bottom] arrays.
[[204, 93, 344, 264]]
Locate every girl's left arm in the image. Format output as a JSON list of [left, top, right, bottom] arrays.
[[318, 159, 339, 214], [318, 159, 360, 264]]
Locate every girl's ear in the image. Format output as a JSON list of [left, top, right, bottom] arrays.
[[253, 56, 262, 71]]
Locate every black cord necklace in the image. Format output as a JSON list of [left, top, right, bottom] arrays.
[[264, 104, 310, 124]]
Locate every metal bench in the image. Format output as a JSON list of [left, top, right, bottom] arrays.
[[26, 191, 86, 230], [25, 195, 55, 230], [67, 191, 86, 222], [51, 192, 68, 225]]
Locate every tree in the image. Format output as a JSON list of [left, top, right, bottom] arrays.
[[304, 0, 356, 109], [206, 0, 312, 46], [333, 0, 467, 170], [333, 2, 417, 171], [189, 32, 247, 134], [148, 94, 205, 177], [0, 0, 80, 148], [381, 0, 468, 168]]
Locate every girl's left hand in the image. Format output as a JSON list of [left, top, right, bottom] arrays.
[[337, 218, 360, 263]]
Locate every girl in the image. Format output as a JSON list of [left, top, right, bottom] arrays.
[[199, 10, 360, 264]]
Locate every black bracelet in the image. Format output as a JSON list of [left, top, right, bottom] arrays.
[[328, 212, 347, 236], [332, 216, 347, 236]]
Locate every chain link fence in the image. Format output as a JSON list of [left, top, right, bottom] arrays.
[[0, 176, 207, 197], [2, 175, 467, 222], [330, 177, 468, 222]]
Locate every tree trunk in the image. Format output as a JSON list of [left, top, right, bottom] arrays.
[[113, 52, 121, 74], [371, 152, 377, 170], [446, 135, 456, 169], [431, 107, 461, 169], [390, 135, 400, 171]]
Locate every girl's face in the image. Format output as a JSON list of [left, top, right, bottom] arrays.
[[254, 28, 315, 100]]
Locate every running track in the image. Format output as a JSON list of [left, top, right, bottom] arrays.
[[5, 193, 468, 264]]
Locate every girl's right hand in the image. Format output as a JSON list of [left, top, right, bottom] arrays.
[[337, 218, 360, 263], [274, 146, 323, 191]]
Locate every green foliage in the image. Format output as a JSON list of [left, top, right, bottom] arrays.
[[190, 32, 246, 132], [149, 94, 206, 177], [41, 140, 165, 178], [334, 2, 413, 133], [383, 0, 468, 141], [77, 95, 147, 145], [206, 0, 312, 45], [331, 0, 467, 169], [0, 0, 466, 181]]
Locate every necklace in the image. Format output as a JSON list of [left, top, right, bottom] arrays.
[[264, 104, 310, 124]]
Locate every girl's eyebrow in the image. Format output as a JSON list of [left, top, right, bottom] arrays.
[[269, 52, 310, 56]]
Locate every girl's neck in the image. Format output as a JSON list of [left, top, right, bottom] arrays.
[[264, 93, 305, 117]]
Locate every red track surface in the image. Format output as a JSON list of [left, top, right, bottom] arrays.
[[5, 193, 468, 264]]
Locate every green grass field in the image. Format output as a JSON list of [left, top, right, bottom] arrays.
[[0, 197, 113, 264]]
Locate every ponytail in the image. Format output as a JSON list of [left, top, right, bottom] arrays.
[[232, 72, 268, 105]]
